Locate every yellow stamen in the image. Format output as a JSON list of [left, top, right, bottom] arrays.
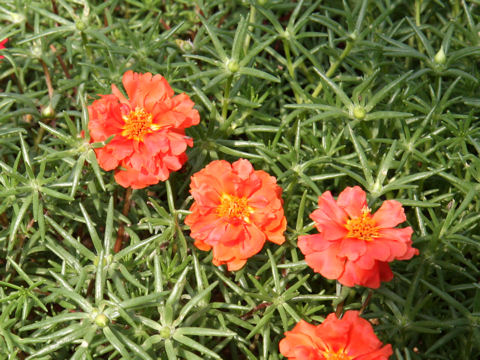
[[121, 107, 159, 142], [345, 208, 379, 242], [321, 348, 354, 360], [216, 193, 254, 223]]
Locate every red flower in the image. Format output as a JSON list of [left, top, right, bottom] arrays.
[[185, 159, 287, 270], [298, 186, 418, 288], [279, 311, 393, 360], [0, 39, 8, 59], [88, 71, 200, 188]]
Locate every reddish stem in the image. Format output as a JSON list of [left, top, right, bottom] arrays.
[[114, 187, 133, 253]]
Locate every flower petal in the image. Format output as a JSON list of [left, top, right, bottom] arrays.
[[372, 200, 407, 228], [312, 191, 348, 226], [303, 243, 346, 280], [337, 186, 367, 218]]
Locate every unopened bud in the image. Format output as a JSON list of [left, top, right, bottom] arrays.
[[41, 104, 55, 120], [227, 59, 239, 73], [353, 105, 366, 120], [434, 47, 446, 65], [175, 39, 193, 53], [94, 314, 109, 327], [76, 19, 87, 32], [159, 326, 171, 339]]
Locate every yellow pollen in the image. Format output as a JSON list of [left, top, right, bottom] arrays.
[[121, 107, 160, 142], [345, 209, 379, 242], [321, 348, 354, 360], [216, 193, 254, 222]]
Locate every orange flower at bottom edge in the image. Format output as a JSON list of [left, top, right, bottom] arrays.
[[298, 186, 418, 288], [185, 159, 287, 270], [88, 70, 200, 189], [279, 311, 393, 360]]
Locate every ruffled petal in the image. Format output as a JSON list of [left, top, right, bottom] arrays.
[[377, 227, 416, 260], [303, 243, 346, 280], [298, 233, 331, 254], [279, 320, 320, 358], [122, 70, 174, 110], [339, 260, 382, 288], [338, 238, 367, 261], [343, 311, 384, 356], [114, 165, 159, 189], [311, 191, 348, 226], [372, 200, 407, 228], [337, 186, 367, 219]]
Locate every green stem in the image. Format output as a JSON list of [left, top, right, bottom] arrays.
[[414, 0, 425, 55], [415, 0, 422, 26], [222, 75, 233, 122], [283, 40, 302, 104], [312, 40, 354, 98], [81, 32, 94, 63], [243, 5, 256, 53]]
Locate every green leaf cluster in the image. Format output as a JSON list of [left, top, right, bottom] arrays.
[[1, 0, 480, 359]]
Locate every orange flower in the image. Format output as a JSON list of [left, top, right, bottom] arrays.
[[88, 71, 200, 189], [279, 311, 393, 360], [0, 39, 8, 59], [298, 186, 418, 288], [185, 159, 286, 270]]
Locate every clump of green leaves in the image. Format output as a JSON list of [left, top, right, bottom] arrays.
[[0, 0, 479, 359]]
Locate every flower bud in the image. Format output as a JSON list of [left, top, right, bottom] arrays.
[[159, 326, 171, 339], [353, 105, 366, 120], [227, 59, 239, 73], [41, 104, 55, 120], [76, 19, 87, 32], [434, 47, 446, 65], [175, 39, 193, 53], [94, 314, 109, 327]]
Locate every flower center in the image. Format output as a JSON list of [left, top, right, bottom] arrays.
[[216, 193, 253, 222], [121, 107, 160, 142], [345, 209, 379, 242], [322, 348, 353, 360]]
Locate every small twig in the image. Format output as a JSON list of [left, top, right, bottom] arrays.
[[51, 0, 58, 15], [50, 45, 71, 79], [359, 289, 373, 315], [86, 278, 95, 297], [160, 18, 170, 30], [0, 212, 8, 227], [241, 302, 272, 320], [335, 300, 344, 318], [40, 59, 54, 100], [11, 73, 24, 94], [114, 187, 133, 253]]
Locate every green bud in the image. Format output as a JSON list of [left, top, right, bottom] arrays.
[[159, 326, 171, 339], [11, 13, 25, 24], [32, 45, 42, 59], [175, 39, 193, 53], [94, 314, 109, 327], [434, 47, 446, 65], [353, 105, 366, 120], [257, 0, 267, 5], [76, 19, 87, 32], [227, 59, 239, 73], [41, 104, 55, 120]]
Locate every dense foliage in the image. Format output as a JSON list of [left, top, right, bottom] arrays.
[[1, 0, 479, 359]]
